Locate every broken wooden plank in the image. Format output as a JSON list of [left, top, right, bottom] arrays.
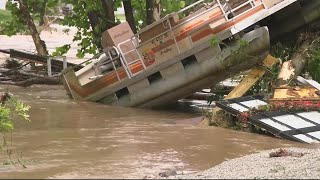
[[269, 86, 320, 101], [224, 54, 279, 99], [200, 54, 279, 126]]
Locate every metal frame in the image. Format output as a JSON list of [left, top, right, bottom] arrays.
[[114, 0, 266, 79]]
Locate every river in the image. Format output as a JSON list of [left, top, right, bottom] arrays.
[[0, 85, 309, 179]]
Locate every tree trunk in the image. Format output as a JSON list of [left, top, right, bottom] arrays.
[[18, 0, 47, 57], [122, 0, 137, 33], [101, 0, 116, 29], [88, 11, 100, 32], [275, 35, 312, 86], [39, 0, 48, 26], [88, 11, 102, 49], [146, 0, 154, 25], [153, 0, 161, 21]]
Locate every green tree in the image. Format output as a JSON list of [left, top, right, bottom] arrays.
[[53, 0, 122, 58], [1, 0, 60, 56]]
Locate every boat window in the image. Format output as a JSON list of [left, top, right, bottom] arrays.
[[147, 72, 162, 84], [181, 55, 198, 69], [115, 87, 130, 99]]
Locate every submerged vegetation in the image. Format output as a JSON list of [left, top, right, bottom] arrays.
[[0, 91, 30, 167]]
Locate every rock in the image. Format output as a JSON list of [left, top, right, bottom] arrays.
[[269, 148, 304, 158], [158, 170, 177, 178]]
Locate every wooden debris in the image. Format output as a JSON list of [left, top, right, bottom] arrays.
[[275, 35, 312, 87], [224, 54, 279, 99], [0, 67, 60, 87], [0, 49, 82, 71], [269, 86, 320, 101], [269, 148, 304, 158], [200, 54, 279, 126]]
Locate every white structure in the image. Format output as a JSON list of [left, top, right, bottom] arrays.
[[0, 0, 7, 10]]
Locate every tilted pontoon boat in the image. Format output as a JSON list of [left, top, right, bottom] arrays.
[[61, 0, 300, 108]]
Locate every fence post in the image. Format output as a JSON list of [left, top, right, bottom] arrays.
[[63, 56, 67, 69], [47, 57, 52, 77]]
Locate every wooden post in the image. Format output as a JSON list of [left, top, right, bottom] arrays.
[[63, 56, 67, 69], [47, 57, 52, 77]]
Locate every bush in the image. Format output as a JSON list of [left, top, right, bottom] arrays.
[[0, 92, 30, 167], [306, 46, 320, 82]]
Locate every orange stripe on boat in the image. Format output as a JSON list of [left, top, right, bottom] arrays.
[[191, 5, 264, 42], [69, 4, 265, 98]]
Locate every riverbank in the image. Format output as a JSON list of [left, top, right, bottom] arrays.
[[167, 147, 320, 179]]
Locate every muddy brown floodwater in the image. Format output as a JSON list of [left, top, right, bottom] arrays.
[[0, 85, 312, 179]]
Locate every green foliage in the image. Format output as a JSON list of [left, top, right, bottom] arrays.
[[305, 38, 320, 82], [0, 1, 28, 36], [60, 0, 123, 58], [209, 36, 221, 47], [0, 0, 60, 36], [0, 96, 30, 134], [246, 41, 296, 97], [0, 93, 30, 167], [238, 39, 249, 49], [270, 42, 296, 61], [131, 0, 193, 30], [0, 9, 12, 23], [0, 106, 12, 133], [52, 44, 71, 57], [161, 0, 187, 16], [247, 65, 280, 97], [221, 39, 251, 68], [306, 50, 320, 82], [131, 0, 147, 29]]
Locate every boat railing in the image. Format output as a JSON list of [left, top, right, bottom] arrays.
[[105, 46, 121, 81], [223, 0, 263, 20], [117, 37, 146, 78], [89, 46, 122, 81], [117, 0, 265, 79], [119, 1, 221, 56]]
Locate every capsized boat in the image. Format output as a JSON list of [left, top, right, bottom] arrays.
[[61, 0, 296, 108]]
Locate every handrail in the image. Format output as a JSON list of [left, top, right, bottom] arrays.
[[227, 1, 263, 20], [217, 0, 228, 20], [227, 0, 256, 17], [113, 0, 265, 78], [188, 12, 225, 38], [134, 14, 174, 37], [95, 46, 120, 67], [163, 3, 220, 31], [129, 4, 220, 51], [167, 18, 181, 53]]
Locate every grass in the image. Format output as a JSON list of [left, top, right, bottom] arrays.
[[0, 9, 11, 23]]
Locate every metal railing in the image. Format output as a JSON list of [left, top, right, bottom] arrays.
[[116, 0, 265, 79], [47, 56, 67, 77], [117, 2, 222, 79], [89, 46, 123, 81], [117, 37, 146, 78]]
